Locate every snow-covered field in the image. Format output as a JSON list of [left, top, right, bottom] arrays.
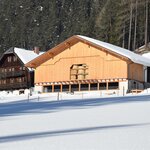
[[0, 92, 150, 150]]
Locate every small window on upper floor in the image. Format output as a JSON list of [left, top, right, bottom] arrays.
[[19, 67, 23, 70], [13, 56, 17, 62], [8, 56, 12, 62]]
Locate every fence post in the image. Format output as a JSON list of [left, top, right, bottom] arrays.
[[28, 93, 30, 102], [123, 86, 125, 96], [57, 92, 59, 100]]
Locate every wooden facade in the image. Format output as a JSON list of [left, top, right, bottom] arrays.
[[0, 48, 34, 91], [26, 35, 145, 93]]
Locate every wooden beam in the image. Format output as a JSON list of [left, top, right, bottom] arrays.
[[48, 52, 54, 58]]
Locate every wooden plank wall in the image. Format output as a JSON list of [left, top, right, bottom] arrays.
[[128, 62, 144, 82], [34, 41, 143, 83]]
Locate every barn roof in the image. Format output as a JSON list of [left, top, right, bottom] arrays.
[[26, 35, 150, 68]]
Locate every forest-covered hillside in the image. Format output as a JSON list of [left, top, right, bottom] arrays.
[[0, 0, 149, 54]]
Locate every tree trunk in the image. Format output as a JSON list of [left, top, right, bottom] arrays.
[[133, 0, 138, 51], [128, 0, 133, 50], [145, 0, 148, 49], [122, 22, 126, 48]]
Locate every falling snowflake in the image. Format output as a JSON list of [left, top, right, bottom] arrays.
[[38, 6, 43, 11]]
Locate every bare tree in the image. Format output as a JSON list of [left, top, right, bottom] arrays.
[[145, 0, 148, 49], [133, 0, 138, 50], [128, 0, 133, 50]]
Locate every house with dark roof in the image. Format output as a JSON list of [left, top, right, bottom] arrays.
[[0, 47, 44, 93], [26, 35, 150, 94]]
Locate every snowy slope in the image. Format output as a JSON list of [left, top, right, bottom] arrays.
[[0, 95, 150, 150]]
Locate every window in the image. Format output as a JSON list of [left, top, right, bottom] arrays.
[[20, 67, 25, 70], [8, 56, 12, 62], [17, 77, 22, 83], [2, 80, 6, 84], [44, 86, 52, 92], [10, 78, 14, 84], [22, 77, 25, 82], [70, 64, 88, 80], [12, 68, 15, 72], [108, 82, 119, 89], [9, 68, 11, 72], [13, 56, 17, 62], [80, 84, 89, 91]]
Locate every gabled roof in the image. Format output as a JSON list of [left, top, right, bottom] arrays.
[[14, 48, 44, 64], [26, 35, 150, 68], [0, 47, 44, 70]]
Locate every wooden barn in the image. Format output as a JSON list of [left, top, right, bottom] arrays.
[[0, 47, 43, 93], [26, 35, 150, 94]]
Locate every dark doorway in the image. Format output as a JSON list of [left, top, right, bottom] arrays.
[[90, 83, 97, 90], [54, 85, 61, 92], [81, 84, 89, 91], [71, 84, 79, 92], [62, 85, 69, 92]]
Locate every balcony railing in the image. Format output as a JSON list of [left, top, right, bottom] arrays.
[[0, 82, 31, 90], [0, 71, 25, 79]]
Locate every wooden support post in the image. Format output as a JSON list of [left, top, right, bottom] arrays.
[[60, 84, 63, 92], [79, 83, 81, 91], [89, 83, 91, 91], [97, 83, 100, 90], [52, 84, 54, 92], [106, 82, 108, 91], [69, 84, 71, 92], [57, 92, 59, 100]]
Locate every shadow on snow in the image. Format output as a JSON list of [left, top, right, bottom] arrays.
[[0, 123, 149, 143], [0, 95, 150, 117]]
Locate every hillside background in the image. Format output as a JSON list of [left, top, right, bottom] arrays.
[[0, 0, 149, 54]]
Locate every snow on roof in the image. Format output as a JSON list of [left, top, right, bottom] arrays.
[[14, 47, 44, 64], [142, 52, 150, 59], [77, 35, 150, 66]]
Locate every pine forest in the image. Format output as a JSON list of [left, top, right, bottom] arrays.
[[0, 0, 149, 55]]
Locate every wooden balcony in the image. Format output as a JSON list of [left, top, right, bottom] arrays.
[[0, 71, 25, 79], [0, 82, 30, 90]]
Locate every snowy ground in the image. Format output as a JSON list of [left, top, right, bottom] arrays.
[[0, 92, 150, 150]]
